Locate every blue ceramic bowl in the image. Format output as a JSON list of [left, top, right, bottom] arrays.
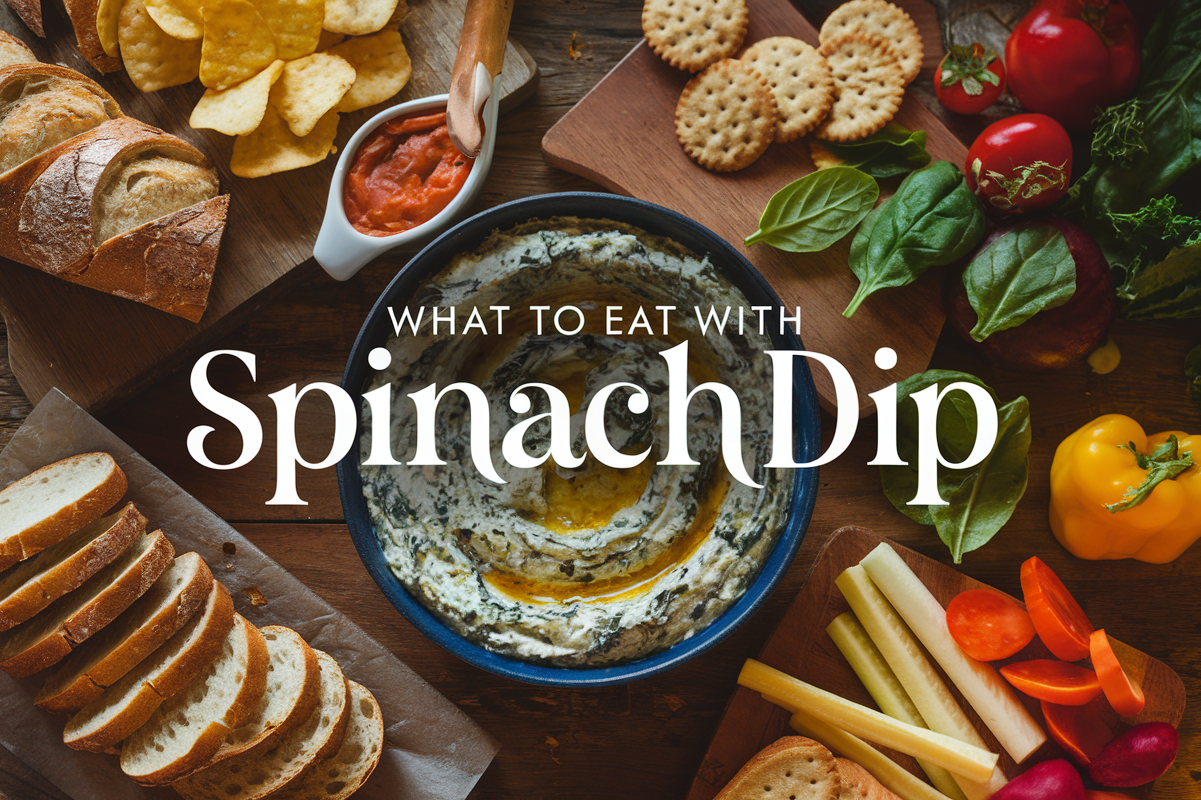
[[337, 192, 822, 686]]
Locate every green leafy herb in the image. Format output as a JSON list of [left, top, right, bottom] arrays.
[[1187, 345, 1201, 417], [844, 161, 985, 317], [963, 223, 1076, 341], [880, 370, 1031, 563], [1103, 196, 1201, 319], [746, 166, 879, 252], [818, 123, 932, 179], [1106, 435, 1195, 512], [1090, 99, 1146, 168]]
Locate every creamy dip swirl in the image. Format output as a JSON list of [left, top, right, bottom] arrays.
[[360, 218, 793, 667]]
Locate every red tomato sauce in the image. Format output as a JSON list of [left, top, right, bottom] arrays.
[[343, 111, 474, 237]]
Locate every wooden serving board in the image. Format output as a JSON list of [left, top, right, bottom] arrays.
[[542, 0, 959, 415], [686, 526, 1187, 800], [0, 0, 537, 413]]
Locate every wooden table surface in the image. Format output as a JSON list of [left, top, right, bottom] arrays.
[[1, 2, 1198, 799]]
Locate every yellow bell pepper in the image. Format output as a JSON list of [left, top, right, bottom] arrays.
[[1050, 414, 1201, 563]]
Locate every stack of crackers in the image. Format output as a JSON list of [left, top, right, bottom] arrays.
[[642, 0, 923, 172], [713, 736, 903, 800]]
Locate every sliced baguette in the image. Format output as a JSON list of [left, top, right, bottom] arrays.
[[714, 736, 842, 800], [2, 0, 44, 39], [0, 529, 172, 677], [204, 625, 319, 765], [63, 580, 235, 752], [173, 649, 352, 800], [0, 452, 127, 571], [0, 502, 145, 632], [60, 0, 121, 73], [270, 681, 383, 800], [35, 551, 214, 712], [0, 31, 37, 68], [121, 614, 269, 785]]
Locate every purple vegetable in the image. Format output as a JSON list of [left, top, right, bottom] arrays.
[[1088, 722, 1179, 787], [990, 759, 1085, 800]]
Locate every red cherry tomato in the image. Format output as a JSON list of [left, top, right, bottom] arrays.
[[1005, 0, 1141, 130], [1020, 556, 1094, 661], [966, 114, 1073, 214], [946, 587, 1036, 661], [935, 43, 1006, 115]]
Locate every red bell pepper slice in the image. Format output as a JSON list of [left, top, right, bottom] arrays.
[[1090, 629, 1146, 717], [1021, 557, 1094, 661], [1001, 659, 1102, 705], [1042, 696, 1119, 765]]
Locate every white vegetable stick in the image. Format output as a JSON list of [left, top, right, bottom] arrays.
[[836, 566, 1009, 800], [827, 612, 971, 800], [860, 543, 1046, 764], [739, 659, 999, 782]]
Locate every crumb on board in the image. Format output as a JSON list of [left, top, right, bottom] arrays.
[[568, 32, 583, 61], [244, 586, 268, 607]]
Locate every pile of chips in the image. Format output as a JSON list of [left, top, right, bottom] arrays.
[[101, 0, 413, 176]]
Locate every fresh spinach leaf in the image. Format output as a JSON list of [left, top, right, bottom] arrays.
[[819, 123, 932, 178], [964, 223, 1077, 341], [746, 166, 879, 252], [880, 370, 1031, 563], [1187, 345, 1201, 417], [844, 161, 986, 317], [1122, 241, 1201, 319], [1103, 196, 1201, 319]]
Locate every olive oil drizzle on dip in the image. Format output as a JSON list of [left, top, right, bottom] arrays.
[[360, 218, 793, 667]]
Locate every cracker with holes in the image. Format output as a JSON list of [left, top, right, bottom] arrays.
[[819, 0, 923, 85], [642, 0, 749, 73], [714, 736, 842, 800], [814, 33, 905, 142], [741, 37, 834, 142], [675, 57, 777, 172]]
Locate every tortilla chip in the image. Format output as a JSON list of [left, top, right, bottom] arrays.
[[273, 52, 355, 137], [191, 60, 284, 135], [328, 28, 410, 112], [200, 0, 278, 89], [142, 0, 202, 39], [231, 105, 340, 178], [323, 0, 397, 36], [257, 0, 323, 59], [119, 0, 201, 92]]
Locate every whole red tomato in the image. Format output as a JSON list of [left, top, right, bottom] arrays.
[[966, 114, 1073, 214], [1005, 0, 1141, 130], [935, 44, 1006, 115]]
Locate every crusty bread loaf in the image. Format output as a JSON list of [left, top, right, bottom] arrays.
[[0, 529, 172, 677], [0, 452, 127, 572], [120, 614, 269, 785], [0, 502, 145, 632], [63, 580, 235, 752], [173, 649, 352, 800], [61, 0, 121, 73], [0, 31, 36, 68], [204, 625, 320, 765], [269, 681, 384, 800], [714, 736, 842, 800], [35, 552, 214, 712]]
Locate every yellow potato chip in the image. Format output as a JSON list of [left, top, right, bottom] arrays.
[[387, 0, 407, 24], [200, 0, 278, 89], [231, 105, 339, 178], [256, 0, 323, 59], [328, 28, 410, 112], [142, 0, 202, 39], [96, 0, 123, 56], [316, 29, 345, 50], [119, 0, 201, 92], [323, 0, 397, 36], [273, 52, 355, 137], [191, 59, 284, 135]]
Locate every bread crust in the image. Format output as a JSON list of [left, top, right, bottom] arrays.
[[35, 552, 215, 712], [4, 0, 45, 37], [61, 0, 122, 73], [0, 452, 128, 572], [0, 502, 146, 632]]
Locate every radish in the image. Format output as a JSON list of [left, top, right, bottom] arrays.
[[989, 759, 1084, 800], [1088, 722, 1179, 787]]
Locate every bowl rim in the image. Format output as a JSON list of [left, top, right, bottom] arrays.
[[336, 191, 822, 687]]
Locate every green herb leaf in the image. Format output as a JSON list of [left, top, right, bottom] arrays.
[[1091, 99, 1146, 168], [844, 161, 985, 317], [880, 370, 1030, 563], [1187, 345, 1201, 417], [746, 166, 879, 252], [964, 223, 1077, 341], [819, 123, 932, 179], [1106, 435, 1195, 512]]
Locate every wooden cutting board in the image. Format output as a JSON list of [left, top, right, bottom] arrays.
[[0, 0, 537, 413], [686, 526, 1187, 800], [542, 0, 958, 415]]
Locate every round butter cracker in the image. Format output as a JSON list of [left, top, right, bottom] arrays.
[[819, 0, 923, 85], [742, 36, 833, 142], [675, 57, 777, 172], [815, 33, 904, 142], [642, 0, 748, 73]]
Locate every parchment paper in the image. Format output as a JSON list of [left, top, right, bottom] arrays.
[[0, 389, 499, 800]]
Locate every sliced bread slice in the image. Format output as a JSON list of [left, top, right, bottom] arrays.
[[714, 736, 841, 800], [270, 681, 383, 800], [63, 581, 235, 752], [0, 529, 173, 677], [0, 453, 127, 571], [121, 614, 269, 785], [0, 503, 145, 632], [35, 552, 214, 712], [172, 649, 352, 800], [204, 626, 320, 765]]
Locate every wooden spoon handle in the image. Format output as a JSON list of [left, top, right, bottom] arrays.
[[447, 0, 513, 157]]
